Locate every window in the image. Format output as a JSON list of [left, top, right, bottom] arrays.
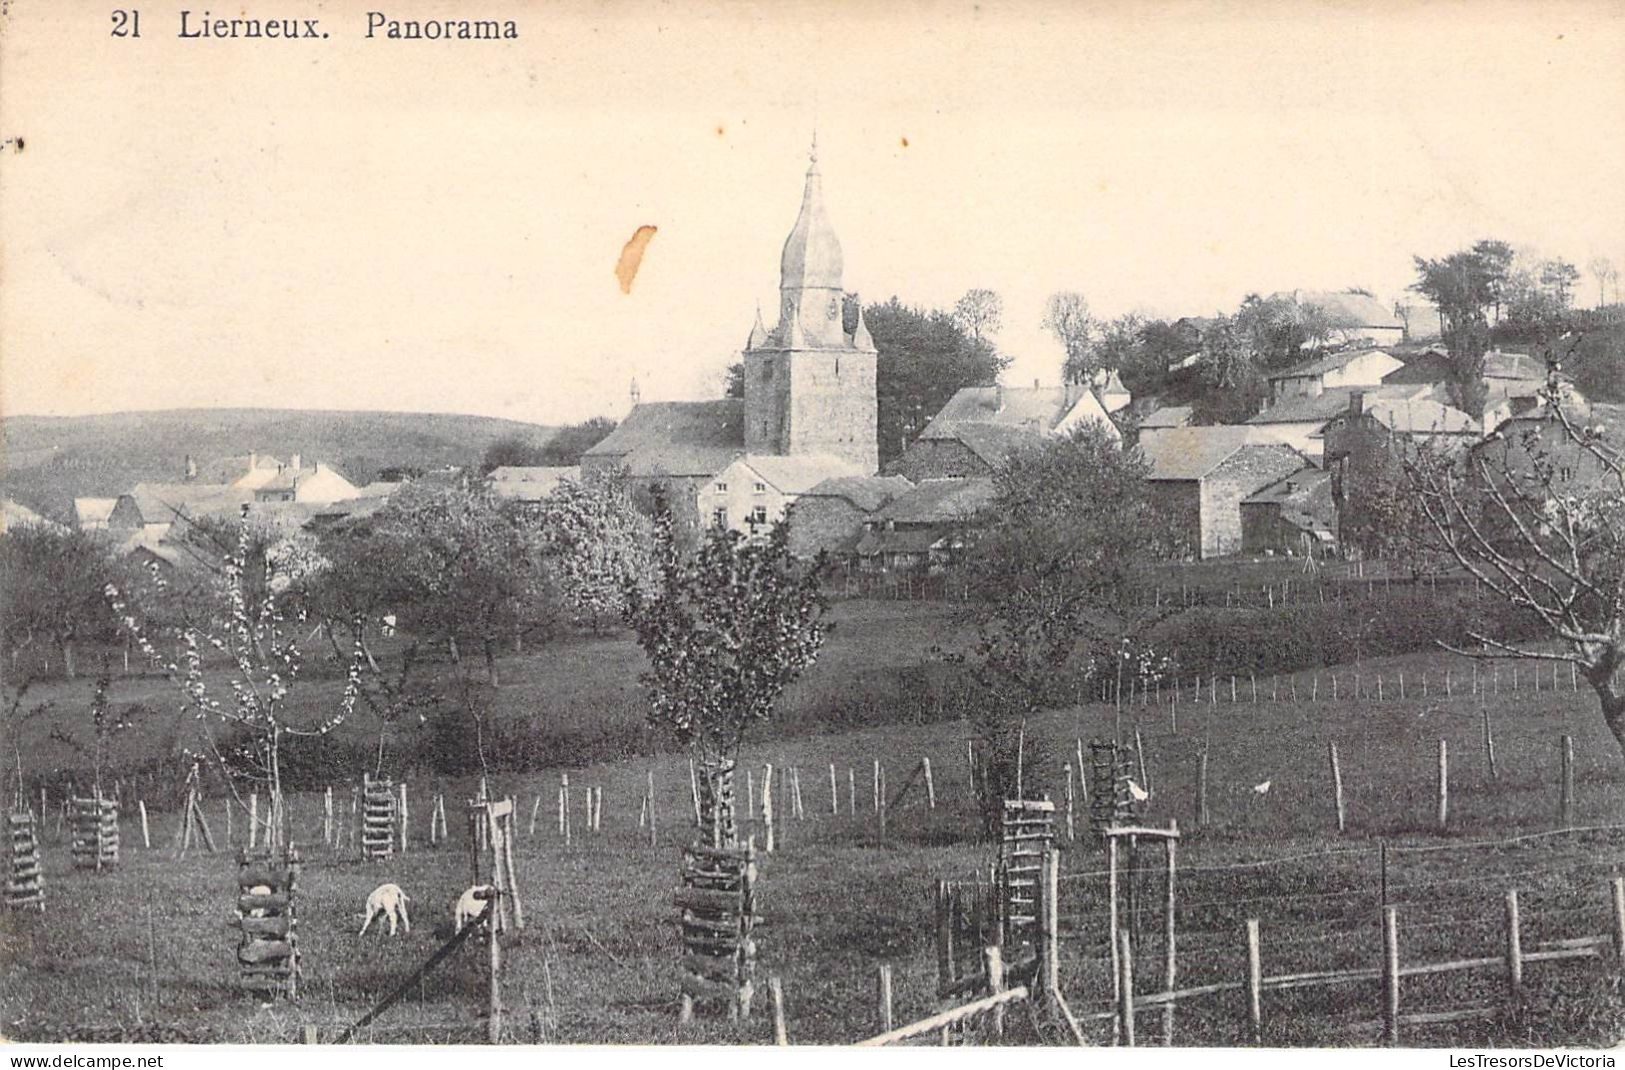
[[749, 506, 768, 525], [715, 482, 727, 492], [712, 508, 727, 528], [754, 482, 767, 494]]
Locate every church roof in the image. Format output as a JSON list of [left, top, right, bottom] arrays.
[[779, 151, 843, 293], [582, 400, 745, 477]]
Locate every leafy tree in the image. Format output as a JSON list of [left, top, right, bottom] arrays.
[[1044, 291, 1096, 384], [481, 432, 549, 473], [865, 297, 1009, 467], [0, 525, 121, 680], [1541, 259, 1582, 308], [538, 417, 618, 466], [952, 288, 1004, 345], [1193, 315, 1270, 424], [723, 362, 745, 400], [956, 425, 1167, 832], [622, 503, 827, 846], [1403, 336, 1625, 750], [1234, 294, 1335, 370], [368, 481, 560, 686], [532, 472, 654, 634], [109, 517, 361, 849], [1412, 244, 1506, 416]]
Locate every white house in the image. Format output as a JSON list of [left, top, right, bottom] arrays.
[[698, 453, 864, 535], [1267, 348, 1405, 403]]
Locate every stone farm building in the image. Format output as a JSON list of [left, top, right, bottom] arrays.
[[1245, 383, 1433, 462], [697, 454, 867, 538], [1141, 426, 1309, 559], [583, 145, 882, 532], [784, 474, 913, 558], [855, 478, 995, 572], [887, 383, 1120, 482], [1240, 466, 1337, 556]]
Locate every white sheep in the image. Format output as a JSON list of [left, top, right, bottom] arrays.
[[359, 882, 411, 936], [453, 884, 496, 934]]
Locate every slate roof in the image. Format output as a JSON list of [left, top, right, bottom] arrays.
[[1271, 347, 1394, 382], [920, 387, 1070, 439], [1139, 426, 1260, 481], [489, 466, 578, 499], [1362, 398, 1478, 435], [799, 475, 914, 512], [73, 497, 118, 526], [582, 400, 745, 477], [1140, 406, 1193, 429], [741, 454, 863, 495], [874, 478, 996, 525], [1242, 466, 1331, 506], [126, 483, 252, 525], [1247, 385, 1426, 426], [1274, 290, 1405, 330]]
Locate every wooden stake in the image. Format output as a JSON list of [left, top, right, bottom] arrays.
[[922, 758, 935, 810], [770, 977, 787, 1045], [1611, 878, 1625, 964], [1437, 738, 1449, 831], [1483, 708, 1498, 782], [1134, 727, 1150, 796], [400, 782, 409, 852], [249, 792, 258, 850], [1328, 741, 1346, 833], [1505, 889, 1523, 998], [792, 766, 804, 819], [1162, 823, 1178, 1046], [1108, 835, 1121, 999], [1116, 928, 1135, 1047], [688, 759, 701, 826], [530, 794, 542, 837], [829, 762, 839, 815], [1561, 735, 1575, 825], [647, 770, 657, 848], [139, 800, 150, 849], [1196, 750, 1209, 829], [876, 965, 894, 1032], [488, 893, 503, 1043], [762, 764, 776, 853], [1063, 763, 1076, 841], [985, 946, 1006, 1039], [1382, 905, 1400, 1046], [1246, 918, 1262, 1044]]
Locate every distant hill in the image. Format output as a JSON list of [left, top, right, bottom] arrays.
[[0, 408, 557, 520]]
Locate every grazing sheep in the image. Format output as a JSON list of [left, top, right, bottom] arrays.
[[453, 884, 495, 934], [359, 882, 411, 936]]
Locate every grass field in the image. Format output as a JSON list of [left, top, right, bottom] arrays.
[[5, 636, 1625, 1046]]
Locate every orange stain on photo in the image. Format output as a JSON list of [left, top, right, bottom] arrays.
[[615, 225, 659, 294]]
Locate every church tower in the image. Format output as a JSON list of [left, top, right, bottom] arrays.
[[742, 143, 879, 474]]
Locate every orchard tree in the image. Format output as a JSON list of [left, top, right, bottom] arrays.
[[1403, 338, 1625, 750], [0, 524, 121, 680], [1044, 291, 1097, 384], [623, 501, 827, 847], [956, 424, 1168, 830], [109, 517, 363, 849], [533, 472, 655, 633], [1411, 240, 1515, 416]]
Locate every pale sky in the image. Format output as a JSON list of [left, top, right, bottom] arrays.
[[3, 0, 1623, 427]]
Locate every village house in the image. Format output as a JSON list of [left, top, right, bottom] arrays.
[[887, 382, 1120, 482], [697, 454, 865, 536], [250, 456, 362, 504], [487, 466, 579, 505], [1140, 426, 1308, 559], [1381, 348, 1588, 430], [1134, 405, 1192, 450], [583, 145, 881, 532], [1321, 391, 1481, 463], [854, 478, 995, 572], [1240, 467, 1337, 556], [72, 497, 118, 530], [1271, 289, 1408, 348], [1245, 383, 1433, 462], [1267, 347, 1405, 403], [783, 474, 914, 559]]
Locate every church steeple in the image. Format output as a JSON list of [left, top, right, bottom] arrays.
[[776, 137, 846, 347]]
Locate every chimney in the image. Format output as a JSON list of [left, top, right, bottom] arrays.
[[1349, 391, 1375, 417]]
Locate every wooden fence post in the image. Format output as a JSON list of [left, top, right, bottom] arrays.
[[1196, 751, 1209, 829], [139, 800, 150, 849], [1505, 888, 1523, 998], [1560, 735, 1575, 825], [829, 763, 838, 815], [1162, 823, 1178, 1047], [770, 977, 787, 1045], [1437, 739, 1449, 831], [1063, 763, 1076, 841], [1611, 878, 1625, 966], [985, 946, 1006, 1039], [1116, 928, 1135, 1047], [1246, 918, 1262, 1044], [876, 964, 894, 1032], [1328, 741, 1346, 833], [935, 880, 951, 991], [1382, 905, 1399, 1046], [1483, 709, 1498, 782], [1041, 847, 1060, 1004], [922, 758, 935, 810], [647, 771, 657, 848]]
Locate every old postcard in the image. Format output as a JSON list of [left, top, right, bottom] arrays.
[[2, 0, 1624, 1059]]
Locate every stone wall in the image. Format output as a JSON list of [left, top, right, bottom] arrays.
[[785, 496, 868, 559], [1199, 447, 1307, 558]]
